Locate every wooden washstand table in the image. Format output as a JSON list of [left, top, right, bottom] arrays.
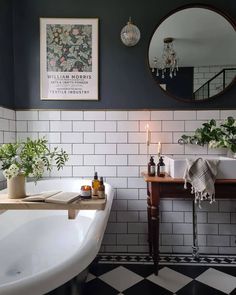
[[0, 194, 106, 219], [143, 173, 236, 275]]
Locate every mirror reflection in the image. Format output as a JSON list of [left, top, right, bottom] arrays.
[[148, 7, 236, 101]]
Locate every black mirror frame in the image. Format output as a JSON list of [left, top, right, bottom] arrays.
[[147, 3, 236, 103]]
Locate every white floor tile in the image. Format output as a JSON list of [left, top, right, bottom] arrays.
[[99, 266, 143, 292], [196, 268, 236, 294], [147, 267, 192, 293]]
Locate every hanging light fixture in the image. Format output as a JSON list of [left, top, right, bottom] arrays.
[[152, 37, 179, 78], [120, 17, 141, 47]]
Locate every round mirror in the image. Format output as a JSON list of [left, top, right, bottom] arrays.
[[148, 5, 236, 102]]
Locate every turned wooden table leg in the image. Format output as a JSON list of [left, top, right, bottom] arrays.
[[147, 195, 152, 256], [150, 182, 160, 275], [151, 206, 159, 275], [192, 200, 200, 259], [147, 182, 152, 256]]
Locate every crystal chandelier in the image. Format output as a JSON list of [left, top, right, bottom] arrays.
[[152, 37, 179, 79]]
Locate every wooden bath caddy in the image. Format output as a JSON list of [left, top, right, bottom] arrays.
[[0, 194, 107, 219]]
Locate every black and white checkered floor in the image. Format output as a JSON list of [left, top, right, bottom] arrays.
[[83, 254, 236, 295]]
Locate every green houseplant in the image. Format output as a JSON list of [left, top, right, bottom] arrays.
[[0, 138, 68, 198], [179, 117, 236, 154]]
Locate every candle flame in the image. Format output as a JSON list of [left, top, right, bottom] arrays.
[[82, 185, 91, 190]]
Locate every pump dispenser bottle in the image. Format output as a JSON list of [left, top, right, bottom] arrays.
[[157, 156, 165, 177], [148, 156, 156, 176]]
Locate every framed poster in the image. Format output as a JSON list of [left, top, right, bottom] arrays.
[[40, 18, 98, 100]]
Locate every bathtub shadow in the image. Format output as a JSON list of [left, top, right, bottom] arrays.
[[46, 268, 88, 295]]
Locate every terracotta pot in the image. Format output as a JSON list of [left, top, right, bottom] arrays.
[[7, 174, 26, 199]]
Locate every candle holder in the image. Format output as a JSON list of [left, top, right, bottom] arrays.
[[80, 185, 92, 199]]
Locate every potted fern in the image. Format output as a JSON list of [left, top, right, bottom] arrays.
[[0, 138, 68, 198]]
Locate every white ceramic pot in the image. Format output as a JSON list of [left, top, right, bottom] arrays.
[[7, 174, 26, 199], [227, 150, 236, 159]]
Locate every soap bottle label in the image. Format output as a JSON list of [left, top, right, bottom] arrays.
[[98, 190, 105, 199], [150, 165, 155, 175], [98, 176, 105, 199], [159, 166, 165, 173]]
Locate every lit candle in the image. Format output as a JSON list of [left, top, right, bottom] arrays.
[[84, 185, 91, 191], [80, 185, 92, 198], [145, 124, 150, 146], [157, 142, 161, 155]]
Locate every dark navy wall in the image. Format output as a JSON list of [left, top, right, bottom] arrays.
[[152, 67, 194, 100], [0, 0, 14, 108], [10, 0, 236, 109]]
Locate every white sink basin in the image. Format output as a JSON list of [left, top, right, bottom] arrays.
[[165, 155, 236, 179]]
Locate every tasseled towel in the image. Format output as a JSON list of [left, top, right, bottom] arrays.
[[183, 158, 219, 207]]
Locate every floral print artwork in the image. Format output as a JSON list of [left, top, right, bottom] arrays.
[[47, 24, 92, 72]]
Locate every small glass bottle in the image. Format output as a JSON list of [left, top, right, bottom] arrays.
[[157, 156, 165, 177], [148, 156, 156, 176], [98, 177, 105, 199], [92, 172, 100, 196]]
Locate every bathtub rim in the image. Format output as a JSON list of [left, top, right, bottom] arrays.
[[0, 178, 114, 295]]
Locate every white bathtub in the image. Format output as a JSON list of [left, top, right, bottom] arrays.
[[0, 178, 114, 295]]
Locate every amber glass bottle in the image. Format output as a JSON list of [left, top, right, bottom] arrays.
[[148, 156, 156, 176], [157, 156, 165, 177], [92, 172, 100, 196], [98, 177, 105, 199]]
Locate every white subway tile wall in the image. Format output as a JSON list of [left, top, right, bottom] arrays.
[[1, 107, 236, 254], [193, 65, 236, 96]]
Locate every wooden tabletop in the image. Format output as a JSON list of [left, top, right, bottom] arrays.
[[142, 173, 236, 184]]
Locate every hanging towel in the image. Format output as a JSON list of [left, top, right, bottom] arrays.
[[183, 158, 219, 207]]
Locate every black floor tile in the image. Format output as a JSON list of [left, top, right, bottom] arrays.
[[176, 280, 226, 295], [230, 288, 236, 294], [83, 278, 118, 295], [123, 264, 163, 278], [89, 263, 118, 276], [123, 279, 172, 295], [168, 265, 208, 279], [87, 259, 236, 295]]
